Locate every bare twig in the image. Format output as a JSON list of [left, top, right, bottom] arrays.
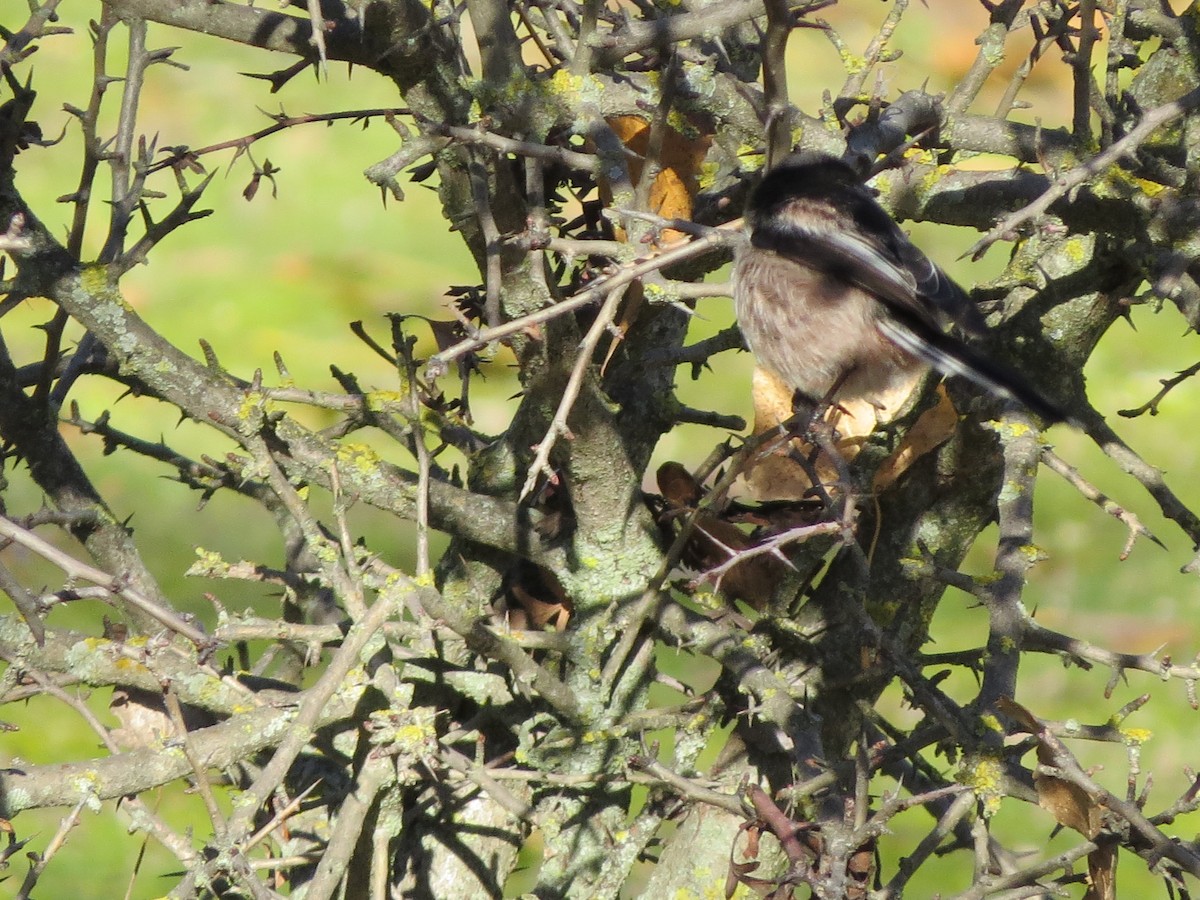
[[1079, 409, 1200, 553], [0, 557, 45, 644], [304, 0, 328, 74], [761, 0, 793, 169], [1041, 446, 1163, 560], [626, 755, 746, 815], [467, 151, 505, 328], [0, 0, 68, 67], [945, 0, 1026, 115], [877, 789, 975, 899], [968, 85, 1200, 259], [243, 781, 322, 853], [838, 0, 908, 102], [286, 757, 390, 900], [519, 284, 628, 500], [1072, 0, 1098, 141], [5, 663, 198, 865], [1022, 620, 1200, 698], [219, 588, 404, 844], [14, 800, 88, 900], [163, 688, 227, 841], [416, 118, 600, 172], [0, 517, 210, 647], [1117, 360, 1200, 418], [696, 519, 841, 586], [427, 226, 740, 373], [147, 108, 410, 175]]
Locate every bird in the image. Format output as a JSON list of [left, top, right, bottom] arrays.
[[733, 152, 1065, 424]]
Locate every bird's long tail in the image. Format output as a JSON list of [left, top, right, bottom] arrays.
[[878, 313, 1068, 424]]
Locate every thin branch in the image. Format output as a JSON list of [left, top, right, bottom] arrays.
[[594, 0, 833, 68], [0, 556, 45, 645], [1080, 408, 1200, 554], [1117, 360, 1200, 418], [147, 108, 410, 175], [761, 0, 793, 169], [0, 0, 68, 67], [5, 663, 199, 864], [519, 284, 628, 500], [967, 85, 1200, 259], [163, 688, 227, 842], [946, 1, 1027, 116], [221, 586, 403, 843], [440, 745, 534, 819], [1022, 619, 1200, 697], [626, 755, 746, 815], [427, 226, 741, 373], [98, 16, 149, 263], [301, 755, 393, 900], [399, 565, 584, 722], [416, 118, 600, 173], [0, 517, 210, 647], [838, 0, 908, 102], [1072, 0, 1098, 141], [13, 800, 88, 900], [468, 150, 505, 328], [696, 519, 841, 586], [1041, 446, 1163, 560]]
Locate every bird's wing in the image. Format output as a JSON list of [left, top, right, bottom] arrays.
[[751, 197, 987, 336], [877, 215, 986, 336], [750, 220, 922, 313]]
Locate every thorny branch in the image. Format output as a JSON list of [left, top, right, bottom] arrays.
[[2, 0, 1200, 897]]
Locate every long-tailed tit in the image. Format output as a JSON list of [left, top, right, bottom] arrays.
[[734, 152, 1064, 423]]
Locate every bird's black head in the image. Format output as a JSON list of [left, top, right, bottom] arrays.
[[747, 152, 863, 223]]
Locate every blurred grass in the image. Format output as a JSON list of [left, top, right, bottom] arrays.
[[2, 0, 1199, 896]]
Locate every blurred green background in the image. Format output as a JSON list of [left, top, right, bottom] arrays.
[[3, 0, 1199, 895]]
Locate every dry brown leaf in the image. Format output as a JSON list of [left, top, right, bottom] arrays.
[[998, 698, 1105, 840], [504, 563, 572, 631], [872, 385, 959, 490], [656, 462, 782, 609], [605, 115, 712, 245], [742, 366, 953, 501], [1034, 770, 1102, 839], [658, 459, 705, 506], [1084, 842, 1118, 900], [596, 116, 712, 371]]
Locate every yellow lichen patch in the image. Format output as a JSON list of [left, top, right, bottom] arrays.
[[1118, 727, 1153, 745], [1018, 544, 1048, 564], [334, 442, 384, 475], [365, 391, 406, 412], [979, 714, 1005, 735], [113, 656, 151, 675], [958, 753, 1005, 817]]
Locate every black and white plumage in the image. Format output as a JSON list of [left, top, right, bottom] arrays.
[[733, 152, 1064, 423]]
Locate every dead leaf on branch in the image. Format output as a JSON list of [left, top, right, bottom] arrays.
[[595, 115, 714, 370], [741, 366, 958, 501], [499, 560, 573, 632], [998, 697, 1105, 840], [1035, 768, 1103, 839], [872, 384, 959, 491], [656, 462, 792, 610], [604, 115, 713, 246], [1085, 840, 1118, 900]]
